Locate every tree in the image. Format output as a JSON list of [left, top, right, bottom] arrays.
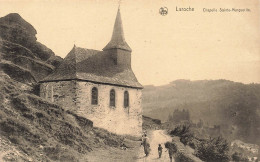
[[168, 109, 191, 123]]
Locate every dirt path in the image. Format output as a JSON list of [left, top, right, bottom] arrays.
[[137, 130, 173, 162], [85, 130, 173, 162]]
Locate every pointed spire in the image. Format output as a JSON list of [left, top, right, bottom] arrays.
[[103, 6, 132, 52]]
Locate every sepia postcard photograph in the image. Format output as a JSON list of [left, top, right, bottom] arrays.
[[0, 0, 259, 161]]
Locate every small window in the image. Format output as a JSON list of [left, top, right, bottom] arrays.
[[91, 87, 98, 105], [50, 85, 54, 102], [110, 89, 116, 107], [124, 91, 129, 108], [45, 84, 49, 99], [46, 84, 53, 102]]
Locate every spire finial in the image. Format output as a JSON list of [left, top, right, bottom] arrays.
[[118, 0, 121, 10]]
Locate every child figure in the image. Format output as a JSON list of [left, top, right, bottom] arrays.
[[158, 144, 163, 158]]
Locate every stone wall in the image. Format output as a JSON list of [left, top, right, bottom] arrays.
[[40, 80, 143, 137], [77, 82, 142, 137], [40, 81, 78, 112]]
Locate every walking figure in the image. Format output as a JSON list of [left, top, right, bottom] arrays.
[[158, 144, 163, 158], [141, 134, 151, 157], [165, 148, 174, 162], [165, 142, 176, 162]]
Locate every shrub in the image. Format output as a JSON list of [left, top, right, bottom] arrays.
[[169, 124, 231, 162], [195, 136, 230, 162], [11, 96, 30, 112], [165, 141, 202, 162], [232, 152, 249, 162], [170, 123, 194, 145], [31, 83, 40, 96], [165, 141, 177, 153]]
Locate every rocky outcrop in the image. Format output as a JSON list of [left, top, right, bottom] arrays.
[[0, 61, 36, 84], [0, 13, 63, 84], [0, 13, 60, 61], [0, 13, 37, 47]]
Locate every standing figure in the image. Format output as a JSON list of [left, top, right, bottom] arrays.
[[166, 148, 174, 162], [165, 142, 176, 162], [141, 134, 151, 156], [158, 144, 163, 158]]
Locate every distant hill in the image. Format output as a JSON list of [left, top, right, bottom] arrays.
[[142, 79, 260, 145]]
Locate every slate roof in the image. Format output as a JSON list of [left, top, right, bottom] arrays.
[[103, 8, 131, 52], [40, 8, 142, 89], [40, 46, 143, 89]]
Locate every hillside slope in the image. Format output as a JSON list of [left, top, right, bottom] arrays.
[[0, 75, 128, 161]]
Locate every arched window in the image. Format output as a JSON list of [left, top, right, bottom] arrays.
[[124, 91, 129, 108], [110, 89, 116, 107], [91, 87, 98, 105]]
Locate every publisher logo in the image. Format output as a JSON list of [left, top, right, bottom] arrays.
[[159, 7, 168, 16]]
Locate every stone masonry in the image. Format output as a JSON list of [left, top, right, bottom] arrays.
[[40, 81, 142, 136]]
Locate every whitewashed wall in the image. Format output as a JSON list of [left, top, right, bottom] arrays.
[[40, 81, 143, 137], [77, 82, 142, 137]]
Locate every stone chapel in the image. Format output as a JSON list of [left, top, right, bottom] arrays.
[[39, 8, 143, 137]]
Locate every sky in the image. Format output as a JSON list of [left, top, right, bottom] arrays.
[[0, 0, 259, 86]]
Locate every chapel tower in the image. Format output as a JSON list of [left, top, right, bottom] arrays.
[[39, 7, 143, 137], [103, 8, 132, 69]]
